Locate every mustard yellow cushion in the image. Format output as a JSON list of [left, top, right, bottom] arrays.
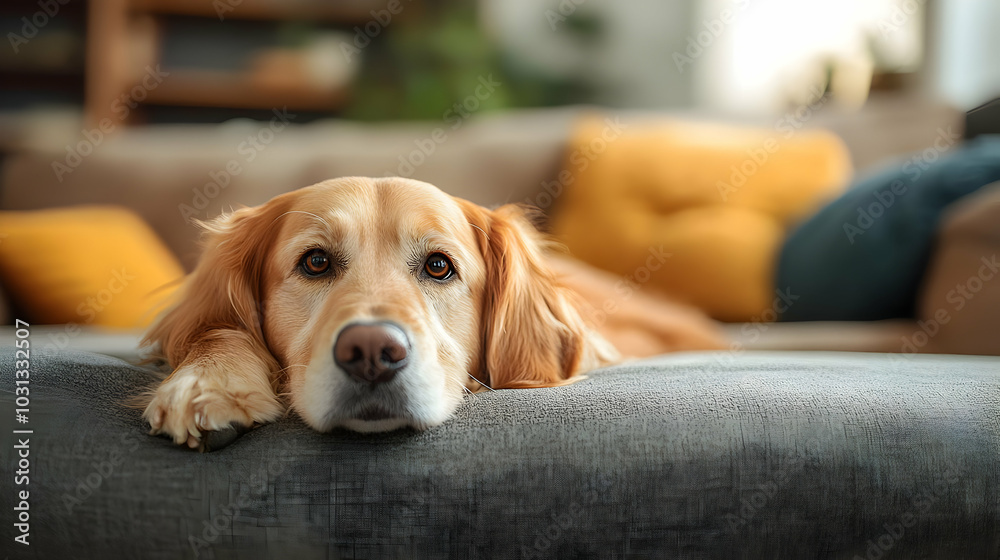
[[0, 206, 184, 328], [550, 115, 852, 322]]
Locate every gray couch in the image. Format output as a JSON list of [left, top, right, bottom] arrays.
[[3, 101, 999, 558], [1, 347, 998, 558]]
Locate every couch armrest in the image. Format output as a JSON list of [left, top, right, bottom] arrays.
[[919, 181, 1000, 355]]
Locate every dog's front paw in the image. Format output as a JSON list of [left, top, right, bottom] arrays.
[[143, 365, 283, 451]]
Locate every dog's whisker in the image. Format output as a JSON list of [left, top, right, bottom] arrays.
[[270, 365, 308, 397], [468, 222, 490, 242], [226, 280, 250, 329], [274, 210, 330, 229], [468, 373, 494, 392]]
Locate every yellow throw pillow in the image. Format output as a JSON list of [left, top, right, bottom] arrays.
[[0, 206, 184, 328], [550, 115, 852, 322]]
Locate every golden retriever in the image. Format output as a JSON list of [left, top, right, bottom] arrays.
[[142, 177, 725, 449]]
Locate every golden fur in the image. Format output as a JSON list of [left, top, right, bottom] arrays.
[[142, 177, 725, 449]]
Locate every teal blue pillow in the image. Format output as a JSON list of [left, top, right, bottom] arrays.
[[777, 135, 1000, 321]]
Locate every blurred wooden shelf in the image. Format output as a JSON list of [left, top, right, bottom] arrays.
[[130, 0, 382, 23], [141, 68, 349, 111], [86, 0, 398, 126]]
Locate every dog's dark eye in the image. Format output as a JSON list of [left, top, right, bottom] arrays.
[[300, 249, 331, 277], [424, 253, 454, 281]]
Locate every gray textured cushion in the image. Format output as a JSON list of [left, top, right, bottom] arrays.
[[1, 347, 998, 559]]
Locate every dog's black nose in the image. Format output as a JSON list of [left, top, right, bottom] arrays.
[[333, 322, 410, 385]]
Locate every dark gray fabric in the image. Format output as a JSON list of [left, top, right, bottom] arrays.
[[1, 347, 998, 559]]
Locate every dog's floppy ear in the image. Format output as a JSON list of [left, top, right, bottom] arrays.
[[460, 201, 618, 389], [143, 198, 291, 367]]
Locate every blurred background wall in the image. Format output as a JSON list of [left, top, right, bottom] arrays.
[[2, 0, 996, 130]]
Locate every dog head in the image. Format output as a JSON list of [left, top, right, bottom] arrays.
[[145, 177, 616, 432]]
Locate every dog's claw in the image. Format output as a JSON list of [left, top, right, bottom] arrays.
[[150, 408, 163, 429], [198, 422, 252, 453]]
